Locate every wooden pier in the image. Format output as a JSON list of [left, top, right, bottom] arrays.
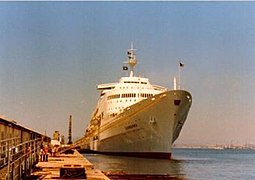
[[32, 149, 110, 180], [0, 117, 109, 179]]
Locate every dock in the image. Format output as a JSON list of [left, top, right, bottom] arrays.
[[0, 117, 109, 179], [32, 149, 109, 179]]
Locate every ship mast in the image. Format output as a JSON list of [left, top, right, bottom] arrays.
[[127, 43, 137, 77]]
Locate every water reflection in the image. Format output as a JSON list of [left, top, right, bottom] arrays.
[[84, 154, 186, 179], [84, 149, 255, 179]]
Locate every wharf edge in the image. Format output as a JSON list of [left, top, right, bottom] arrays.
[[33, 149, 110, 180]]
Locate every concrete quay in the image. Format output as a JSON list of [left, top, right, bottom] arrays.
[[32, 149, 110, 180]]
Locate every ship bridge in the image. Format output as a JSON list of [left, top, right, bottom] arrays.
[[97, 83, 117, 91], [119, 76, 149, 84]]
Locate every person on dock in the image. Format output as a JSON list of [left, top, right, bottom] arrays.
[[40, 148, 43, 162], [44, 145, 49, 162], [40, 145, 49, 162]]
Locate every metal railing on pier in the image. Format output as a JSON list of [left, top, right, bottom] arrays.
[[0, 137, 42, 180]]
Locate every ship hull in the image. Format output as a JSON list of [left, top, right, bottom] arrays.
[[89, 90, 192, 159]]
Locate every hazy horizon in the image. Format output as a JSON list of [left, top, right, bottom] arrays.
[[0, 2, 255, 145]]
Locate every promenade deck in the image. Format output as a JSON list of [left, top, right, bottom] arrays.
[[33, 150, 109, 180]]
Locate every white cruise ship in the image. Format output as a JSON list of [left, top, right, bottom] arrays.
[[84, 45, 192, 159]]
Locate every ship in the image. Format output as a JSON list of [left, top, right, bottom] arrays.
[[84, 45, 192, 159]]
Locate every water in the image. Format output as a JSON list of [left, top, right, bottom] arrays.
[[83, 148, 255, 179]]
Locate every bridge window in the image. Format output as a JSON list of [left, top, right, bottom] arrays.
[[107, 94, 120, 100], [124, 81, 139, 84]]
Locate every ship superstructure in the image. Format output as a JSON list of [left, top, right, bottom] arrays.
[[84, 45, 192, 159]]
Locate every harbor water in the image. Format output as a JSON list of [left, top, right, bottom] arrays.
[[83, 148, 255, 179]]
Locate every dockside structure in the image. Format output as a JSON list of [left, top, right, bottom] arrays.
[[0, 117, 50, 180]]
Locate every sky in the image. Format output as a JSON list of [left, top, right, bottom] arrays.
[[0, 2, 255, 145]]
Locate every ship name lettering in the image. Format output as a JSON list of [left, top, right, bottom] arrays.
[[125, 123, 138, 130]]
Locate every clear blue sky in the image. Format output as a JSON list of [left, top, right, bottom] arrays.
[[0, 2, 255, 145]]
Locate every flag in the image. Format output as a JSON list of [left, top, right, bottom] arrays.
[[127, 51, 132, 59], [179, 62, 184, 67], [123, 66, 128, 70]]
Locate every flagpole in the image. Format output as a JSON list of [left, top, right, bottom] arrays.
[[174, 76, 177, 90], [178, 62, 181, 90], [178, 62, 184, 90]]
